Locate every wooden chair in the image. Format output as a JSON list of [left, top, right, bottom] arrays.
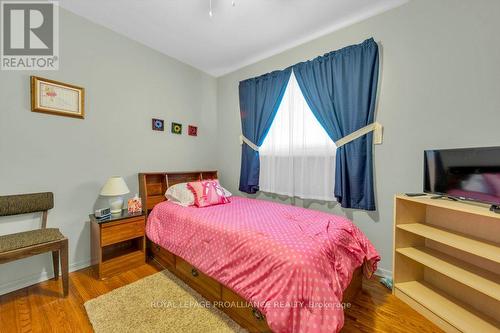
[[0, 192, 68, 296]]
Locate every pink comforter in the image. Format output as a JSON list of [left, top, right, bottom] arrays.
[[146, 196, 380, 333]]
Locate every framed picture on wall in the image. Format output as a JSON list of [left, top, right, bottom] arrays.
[[188, 125, 198, 136], [31, 76, 85, 119], [152, 118, 164, 131], [171, 122, 182, 134]]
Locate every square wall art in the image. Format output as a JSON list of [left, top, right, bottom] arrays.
[[171, 122, 182, 134], [152, 118, 164, 131], [188, 125, 198, 136]]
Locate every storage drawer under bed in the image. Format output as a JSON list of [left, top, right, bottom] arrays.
[[175, 257, 222, 300], [222, 287, 271, 332], [150, 242, 175, 268]]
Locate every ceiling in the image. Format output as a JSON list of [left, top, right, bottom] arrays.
[[60, 0, 407, 77]]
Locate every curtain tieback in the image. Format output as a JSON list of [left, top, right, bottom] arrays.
[[239, 135, 259, 151], [335, 122, 383, 148]]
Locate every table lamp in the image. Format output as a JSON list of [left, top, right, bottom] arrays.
[[100, 176, 130, 214]]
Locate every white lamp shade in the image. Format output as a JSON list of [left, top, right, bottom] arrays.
[[100, 177, 130, 196]]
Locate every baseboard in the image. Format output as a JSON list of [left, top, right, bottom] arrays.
[[375, 267, 392, 279], [0, 261, 393, 295], [0, 259, 91, 296]]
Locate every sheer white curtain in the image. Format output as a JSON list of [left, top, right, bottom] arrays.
[[259, 72, 337, 201]]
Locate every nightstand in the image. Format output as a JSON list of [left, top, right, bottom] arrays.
[[90, 210, 146, 279]]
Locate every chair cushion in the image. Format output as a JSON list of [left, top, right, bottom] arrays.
[[0, 228, 64, 253]]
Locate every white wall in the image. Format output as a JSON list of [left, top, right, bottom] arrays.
[[0, 9, 217, 294], [216, 0, 500, 276]]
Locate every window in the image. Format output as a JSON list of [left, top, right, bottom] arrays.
[[259, 72, 337, 201]]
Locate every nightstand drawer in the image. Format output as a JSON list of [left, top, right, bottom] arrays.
[[101, 217, 145, 246], [176, 257, 221, 300]]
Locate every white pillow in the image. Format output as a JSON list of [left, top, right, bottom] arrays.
[[165, 181, 232, 207], [165, 183, 194, 206]]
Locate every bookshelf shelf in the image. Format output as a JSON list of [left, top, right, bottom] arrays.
[[395, 281, 499, 333], [396, 246, 500, 301], [396, 223, 500, 263]]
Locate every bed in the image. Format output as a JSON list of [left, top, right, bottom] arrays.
[[139, 171, 380, 333]]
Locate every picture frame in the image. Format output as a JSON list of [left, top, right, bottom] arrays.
[[188, 125, 198, 136], [152, 118, 164, 131], [31, 76, 85, 119], [171, 122, 182, 134]]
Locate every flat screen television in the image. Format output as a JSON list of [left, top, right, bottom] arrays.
[[424, 146, 500, 206]]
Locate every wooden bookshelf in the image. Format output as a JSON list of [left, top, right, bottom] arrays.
[[393, 195, 500, 333]]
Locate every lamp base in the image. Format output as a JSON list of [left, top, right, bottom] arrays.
[[109, 197, 124, 215]]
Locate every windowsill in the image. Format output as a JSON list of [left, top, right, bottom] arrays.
[[259, 190, 337, 202]]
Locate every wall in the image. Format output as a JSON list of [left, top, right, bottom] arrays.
[[0, 9, 217, 294], [216, 0, 500, 276]]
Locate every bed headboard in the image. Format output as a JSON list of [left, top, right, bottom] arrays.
[[138, 171, 218, 215]]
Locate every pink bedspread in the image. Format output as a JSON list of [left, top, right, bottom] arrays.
[[146, 196, 380, 333]]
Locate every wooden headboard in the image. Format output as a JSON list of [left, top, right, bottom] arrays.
[[138, 171, 218, 215]]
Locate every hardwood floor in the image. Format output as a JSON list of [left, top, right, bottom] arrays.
[[342, 278, 443, 333], [0, 261, 443, 333]]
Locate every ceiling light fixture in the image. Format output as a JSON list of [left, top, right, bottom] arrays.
[[208, 0, 236, 17]]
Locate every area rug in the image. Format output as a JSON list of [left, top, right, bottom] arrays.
[[84, 270, 247, 333]]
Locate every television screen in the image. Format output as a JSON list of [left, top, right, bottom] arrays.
[[424, 147, 500, 205]]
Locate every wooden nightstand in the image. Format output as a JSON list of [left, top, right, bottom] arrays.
[[90, 210, 146, 279]]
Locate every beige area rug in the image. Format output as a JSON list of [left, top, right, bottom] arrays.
[[84, 270, 247, 333]]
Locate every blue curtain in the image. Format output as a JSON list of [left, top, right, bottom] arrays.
[[293, 38, 379, 210], [239, 68, 292, 193]]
